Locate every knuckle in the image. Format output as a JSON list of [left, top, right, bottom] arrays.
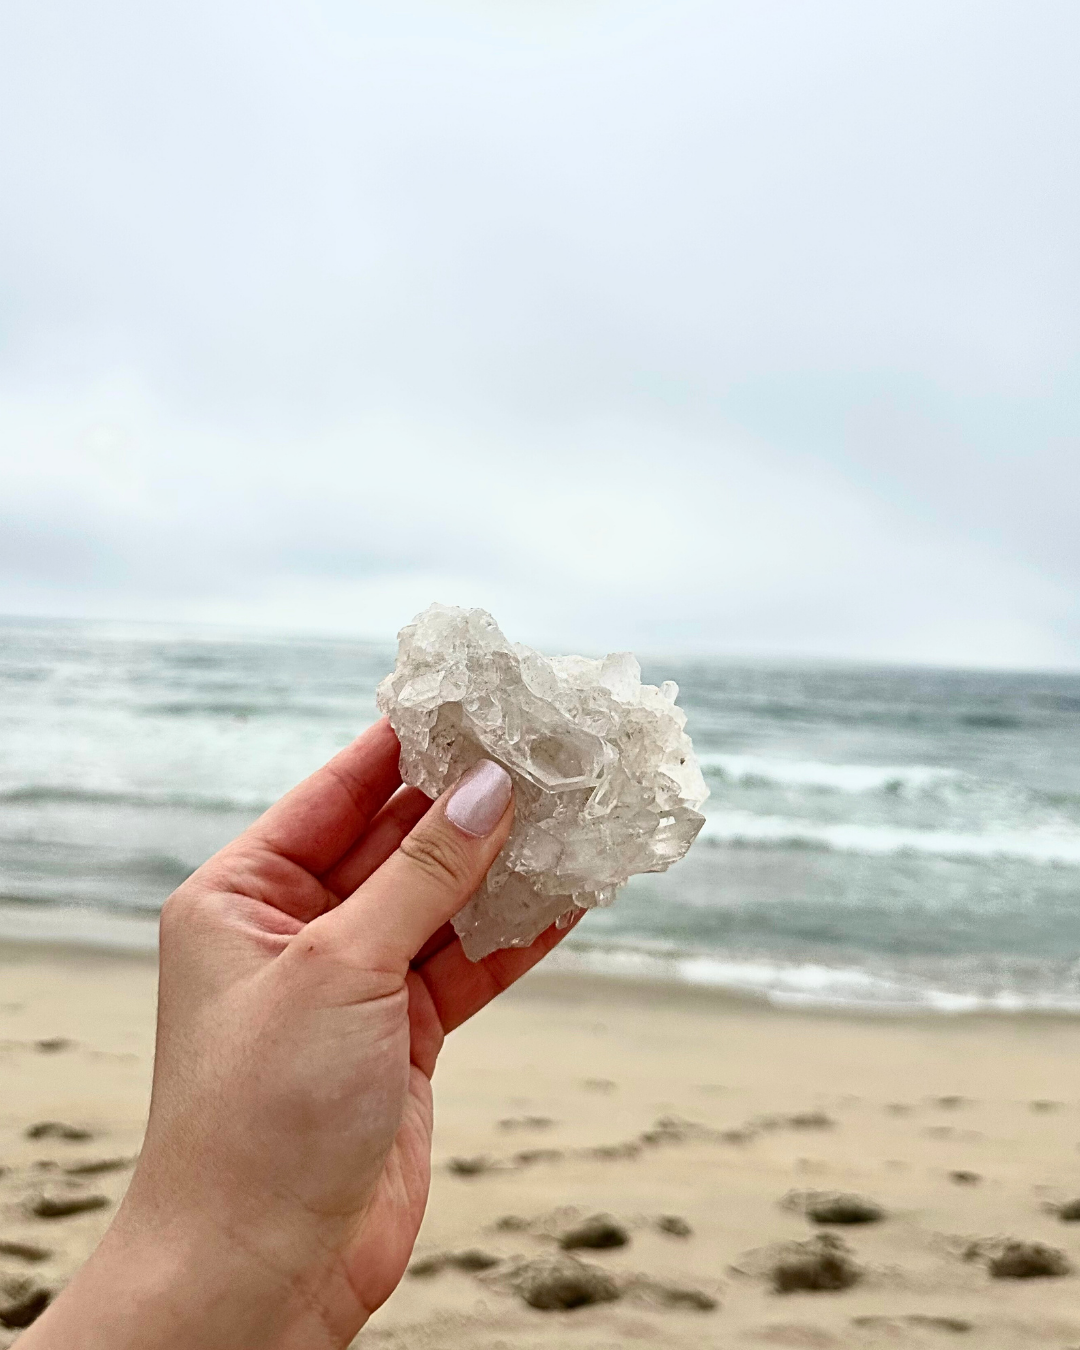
[[398, 827, 473, 892]]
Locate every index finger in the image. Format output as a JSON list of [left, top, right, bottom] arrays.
[[245, 718, 402, 874], [414, 914, 581, 1034]]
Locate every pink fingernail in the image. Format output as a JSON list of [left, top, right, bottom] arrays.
[[445, 760, 512, 837]]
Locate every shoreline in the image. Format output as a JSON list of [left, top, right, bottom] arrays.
[[3, 904, 1080, 1027], [0, 903, 159, 956]]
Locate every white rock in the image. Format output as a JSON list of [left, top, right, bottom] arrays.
[[376, 605, 708, 960]]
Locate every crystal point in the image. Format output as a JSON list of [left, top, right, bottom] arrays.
[[376, 605, 708, 960]]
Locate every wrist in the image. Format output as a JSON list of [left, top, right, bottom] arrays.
[[16, 1203, 364, 1350]]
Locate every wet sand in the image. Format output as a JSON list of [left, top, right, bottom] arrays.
[[2, 941, 1080, 1348]]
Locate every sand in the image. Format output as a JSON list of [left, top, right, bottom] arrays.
[[2, 941, 1080, 1348]]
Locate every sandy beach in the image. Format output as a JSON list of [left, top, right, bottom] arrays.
[[2, 940, 1080, 1349]]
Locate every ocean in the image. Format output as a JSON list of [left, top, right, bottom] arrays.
[[3, 617, 1080, 1013]]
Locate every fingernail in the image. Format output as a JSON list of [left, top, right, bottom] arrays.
[[445, 759, 512, 837]]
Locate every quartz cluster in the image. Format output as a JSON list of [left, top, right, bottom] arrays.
[[376, 605, 709, 961]]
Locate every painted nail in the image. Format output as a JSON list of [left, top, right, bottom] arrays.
[[445, 759, 512, 837]]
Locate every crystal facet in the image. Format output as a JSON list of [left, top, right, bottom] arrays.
[[376, 604, 709, 960]]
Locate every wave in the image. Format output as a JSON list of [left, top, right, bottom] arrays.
[[697, 753, 957, 794], [0, 902, 160, 952], [3, 901, 1076, 1015], [694, 698, 1034, 731], [140, 700, 357, 720], [0, 785, 270, 812], [548, 941, 1080, 1014], [697, 810, 1080, 865]]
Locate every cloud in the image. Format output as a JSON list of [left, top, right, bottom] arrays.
[[1, 0, 1078, 665], [1, 374, 1071, 667]]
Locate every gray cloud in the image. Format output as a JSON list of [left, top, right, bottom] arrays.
[[1, 0, 1078, 664]]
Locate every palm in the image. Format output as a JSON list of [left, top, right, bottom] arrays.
[[228, 719, 571, 1321], [344, 1068, 434, 1312]]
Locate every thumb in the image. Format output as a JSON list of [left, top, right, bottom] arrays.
[[316, 759, 514, 967]]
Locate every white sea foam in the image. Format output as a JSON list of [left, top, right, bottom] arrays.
[[698, 810, 1080, 865], [0, 903, 159, 953], [697, 753, 957, 794], [3, 904, 1078, 1017], [547, 943, 1080, 1014]]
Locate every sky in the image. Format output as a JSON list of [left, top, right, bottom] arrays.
[[1, 0, 1078, 667]]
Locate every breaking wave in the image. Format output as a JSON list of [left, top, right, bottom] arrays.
[[698, 810, 1080, 866], [697, 753, 957, 794], [549, 941, 1080, 1014], [0, 785, 271, 812]]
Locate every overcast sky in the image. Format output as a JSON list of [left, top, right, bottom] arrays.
[[2, 0, 1078, 666]]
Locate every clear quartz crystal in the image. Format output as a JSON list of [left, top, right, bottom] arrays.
[[376, 605, 709, 961]]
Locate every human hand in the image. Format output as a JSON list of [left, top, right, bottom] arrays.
[[20, 720, 574, 1350]]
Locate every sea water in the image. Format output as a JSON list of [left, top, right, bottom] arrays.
[[2, 618, 1080, 1012]]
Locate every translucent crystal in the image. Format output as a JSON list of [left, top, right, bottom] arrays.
[[376, 605, 709, 960]]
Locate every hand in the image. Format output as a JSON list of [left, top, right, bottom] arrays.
[[20, 720, 574, 1350]]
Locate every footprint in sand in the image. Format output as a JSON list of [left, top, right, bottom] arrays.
[[513, 1148, 562, 1166], [446, 1155, 495, 1176], [489, 1252, 621, 1309], [481, 1254, 717, 1313], [0, 1279, 52, 1331], [772, 1234, 862, 1293], [61, 1157, 134, 1176], [655, 1214, 692, 1237], [626, 1275, 716, 1310], [25, 1123, 93, 1143], [966, 1237, 1071, 1279], [558, 1214, 630, 1251], [733, 1233, 862, 1293], [583, 1141, 642, 1160], [749, 1323, 835, 1347], [853, 1313, 972, 1334], [28, 1188, 110, 1219], [493, 1214, 530, 1232], [781, 1190, 885, 1225], [0, 1241, 51, 1263], [407, 1249, 501, 1277]]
